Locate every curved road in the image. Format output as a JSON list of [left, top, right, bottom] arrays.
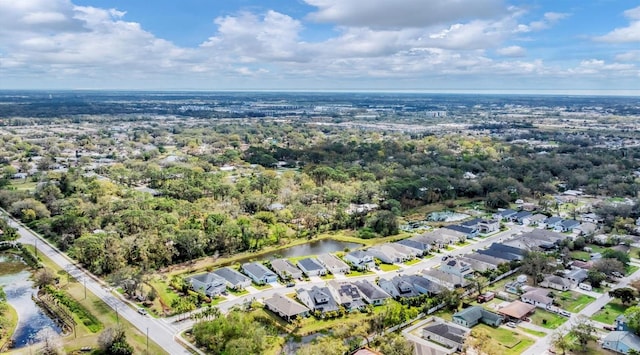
[[4, 209, 530, 353]]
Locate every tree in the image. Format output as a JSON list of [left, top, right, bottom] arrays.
[[602, 249, 631, 266], [34, 268, 57, 288], [472, 276, 489, 296], [568, 315, 596, 352], [624, 306, 640, 335], [551, 330, 573, 355], [587, 270, 606, 288], [609, 288, 637, 305], [377, 332, 414, 355], [366, 210, 398, 237], [98, 325, 133, 355], [593, 258, 625, 276], [465, 328, 502, 355], [520, 250, 556, 286]]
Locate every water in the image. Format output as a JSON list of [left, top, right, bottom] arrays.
[[260, 239, 362, 260], [0, 254, 62, 348]]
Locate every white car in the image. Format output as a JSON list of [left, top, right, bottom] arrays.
[[506, 322, 517, 328], [137, 308, 148, 315]]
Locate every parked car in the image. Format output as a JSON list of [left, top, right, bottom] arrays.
[[603, 326, 615, 331], [137, 308, 148, 315], [286, 282, 295, 287], [506, 322, 517, 328], [559, 310, 571, 317], [612, 271, 624, 278]]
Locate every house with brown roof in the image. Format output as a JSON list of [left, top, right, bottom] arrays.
[[498, 300, 536, 321]]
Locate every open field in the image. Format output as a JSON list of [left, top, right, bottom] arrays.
[[530, 309, 567, 330], [591, 300, 629, 325], [473, 324, 535, 355], [555, 291, 596, 313]]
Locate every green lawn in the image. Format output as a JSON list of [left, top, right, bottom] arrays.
[[404, 258, 422, 266], [519, 327, 547, 337], [586, 244, 607, 253], [228, 288, 249, 296], [591, 300, 629, 325], [320, 274, 335, 280], [570, 251, 590, 261], [625, 265, 639, 276], [530, 309, 568, 329], [378, 263, 400, 272], [555, 291, 595, 313], [473, 324, 535, 355], [346, 269, 374, 277], [253, 283, 273, 290]]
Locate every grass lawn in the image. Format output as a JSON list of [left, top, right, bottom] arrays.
[[1, 302, 18, 348], [473, 324, 535, 355], [555, 291, 596, 313], [320, 274, 335, 280], [228, 288, 249, 296], [8, 179, 38, 191], [519, 327, 547, 337], [625, 265, 639, 276], [586, 244, 607, 253], [378, 263, 400, 272], [404, 258, 422, 266], [570, 251, 590, 261], [591, 300, 629, 325], [253, 283, 273, 290], [346, 269, 374, 277], [147, 277, 180, 316], [29, 245, 167, 354], [530, 309, 568, 329]]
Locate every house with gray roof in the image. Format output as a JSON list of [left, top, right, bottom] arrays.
[[328, 281, 366, 312], [440, 257, 474, 278], [521, 288, 553, 309], [565, 268, 588, 285], [540, 275, 572, 291], [575, 222, 598, 236], [453, 306, 503, 328], [557, 219, 581, 233], [317, 254, 350, 274], [496, 209, 518, 221], [296, 286, 339, 314], [528, 213, 548, 227], [242, 262, 278, 284], [387, 242, 421, 258], [444, 224, 478, 239], [463, 253, 507, 268], [344, 251, 375, 271], [297, 257, 327, 277], [271, 258, 303, 280], [366, 244, 409, 264], [422, 322, 469, 351], [212, 267, 252, 290], [189, 273, 227, 297], [602, 331, 640, 354], [378, 276, 419, 299], [421, 268, 469, 289], [264, 293, 310, 322], [408, 275, 442, 296], [544, 216, 563, 230], [353, 280, 390, 306], [396, 239, 431, 255]]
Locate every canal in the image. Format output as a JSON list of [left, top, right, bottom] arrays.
[[0, 254, 61, 349]]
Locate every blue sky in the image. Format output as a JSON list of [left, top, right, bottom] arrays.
[[0, 0, 639, 92]]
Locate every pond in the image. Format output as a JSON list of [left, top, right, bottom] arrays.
[[427, 211, 470, 222], [0, 254, 62, 349], [260, 239, 363, 260]]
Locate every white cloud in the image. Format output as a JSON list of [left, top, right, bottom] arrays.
[[595, 6, 640, 43], [615, 51, 640, 62], [516, 12, 569, 32], [304, 0, 505, 29], [497, 45, 526, 57]]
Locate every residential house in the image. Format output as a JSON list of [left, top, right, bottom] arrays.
[[581, 213, 603, 224], [353, 280, 390, 306], [328, 281, 366, 311], [387, 242, 421, 258], [528, 214, 548, 227], [458, 256, 497, 272], [440, 257, 474, 278], [366, 244, 409, 264], [463, 253, 509, 268], [271, 259, 303, 280], [189, 273, 227, 297], [477, 243, 525, 261], [602, 331, 640, 354], [565, 268, 588, 285], [461, 218, 500, 234], [316, 254, 350, 275], [378, 276, 419, 299], [440, 228, 468, 243], [544, 216, 563, 230], [212, 267, 252, 290], [496, 209, 518, 221], [396, 239, 431, 256], [540, 275, 572, 291], [521, 288, 553, 309], [296, 286, 339, 314], [409, 275, 442, 296], [413, 231, 448, 249], [241, 262, 278, 284], [421, 268, 469, 289], [513, 211, 533, 225], [556, 219, 581, 233], [422, 322, 469, 352], [452, 306, 503, 328], [444, 224, 478, 239], [572, 260, 593, 270], [498, 300, 536, 321], [297, 258, 327, 277], [575, 222, 598, 236], [264, 293, 310, 322], [344, 251, 375, 271]]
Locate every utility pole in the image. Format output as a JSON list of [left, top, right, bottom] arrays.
[[84, 278, 87, 299], [115, 305, 119, 324], [34, 238, 38, 258], [146, 327, 149, 354]]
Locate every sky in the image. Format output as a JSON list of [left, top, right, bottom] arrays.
[[0, 0, 639, 92]]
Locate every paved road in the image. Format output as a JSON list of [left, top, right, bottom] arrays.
[[522, 265, 640, 355], [3, 214, 191, 355], [3, 208, 530, 352]]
